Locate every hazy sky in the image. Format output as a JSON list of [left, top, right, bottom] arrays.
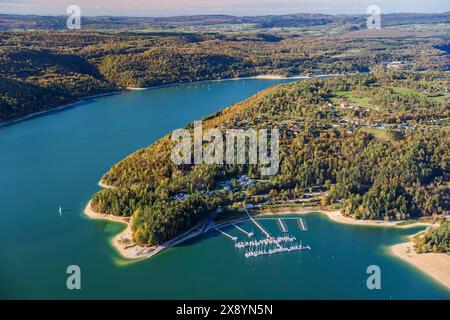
[[1, 0, 449, 16]]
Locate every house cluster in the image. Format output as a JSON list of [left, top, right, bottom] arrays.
[[279, 122, 304, 138], [385, 61, 409, 70], [237, 175, 256, 187], [173, 192, 190, 202], [338, 102, 364, 112], [216, 175, 257, 192], [172, 175, 257, 202], [218, 180, 233, 192]]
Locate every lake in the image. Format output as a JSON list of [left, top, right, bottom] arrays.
[[0, 78, 448, 299]]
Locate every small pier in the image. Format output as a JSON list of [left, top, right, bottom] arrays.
[[256, 217, 304, 221], [215, 228, 238, 241], [245, 209, 271, 238], [298, 218, 308, 231], [232, 224, 254, 238], [277, 218, 288, 232]]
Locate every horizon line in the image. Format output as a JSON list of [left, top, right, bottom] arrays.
[[1, 11, 449, 19]]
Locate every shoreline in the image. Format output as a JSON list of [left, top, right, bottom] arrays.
[[256, 206, 433, 229], [113, 73, 346, 90], [98, 180, 114, 189], [0, 72, 348, 128], [117, 75, 311, 91], [0, 91, 122, 128], [84, 197, 450, 290], [126, 87, 149, 91], [390, 240, 450, 290], [83, 200, 152, 260], [257, 206, 449, 290], [84, 198, 433, 259], [83, 200, 208, 260]]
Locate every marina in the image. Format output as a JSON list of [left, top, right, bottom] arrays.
[[216, 212, 312, 259]]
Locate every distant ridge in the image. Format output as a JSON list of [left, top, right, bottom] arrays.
[[1, 12, 449, 31]]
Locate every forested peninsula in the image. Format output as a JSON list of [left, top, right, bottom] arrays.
[[90, 71, 449, 247]]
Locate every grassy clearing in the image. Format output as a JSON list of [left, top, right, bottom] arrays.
[[360, 127, 391, 141], [389, 86, 424, 96], [429, 92, 450, 104], [389, 86, 450, 103], [332, 87, 450, 111], [333, 49, 363, 58], [330, 91, 378, 109], [387, 23, 450, 33]]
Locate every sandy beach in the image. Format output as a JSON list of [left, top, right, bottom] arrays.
[[126, 87, 149, 90], [83, 201, 159, 259], [391, 241, 450, 290], [84, 200, 207, 260], [98, 180, 115, 189]]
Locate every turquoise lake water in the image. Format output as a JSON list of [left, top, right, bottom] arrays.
[[0, 79, 449, 299]]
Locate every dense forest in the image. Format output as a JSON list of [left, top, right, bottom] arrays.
[[0, 48, 114, 122], [91, 72, 449, 245], [414, 219, 450, 254], [1, 12, 449, 123]]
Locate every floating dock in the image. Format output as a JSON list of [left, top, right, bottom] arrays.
[[245, 243, 311, 258], [256, 217, 306, 221], [235, 235, 296, 249], [245, 209, 271, 238], [298, 218, 308, 231], [215, 228, 238, 241], [277, 218, 288, 232], [232, 223, 254, 238]]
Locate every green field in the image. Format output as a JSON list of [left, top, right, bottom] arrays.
[[330, 91, 377, 109], [330, 86, 450, 110], [389, 87, 425, 96], [360, 127, 391, 141], [389, 86, 450, 103], [387, 23, 450, 33]]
